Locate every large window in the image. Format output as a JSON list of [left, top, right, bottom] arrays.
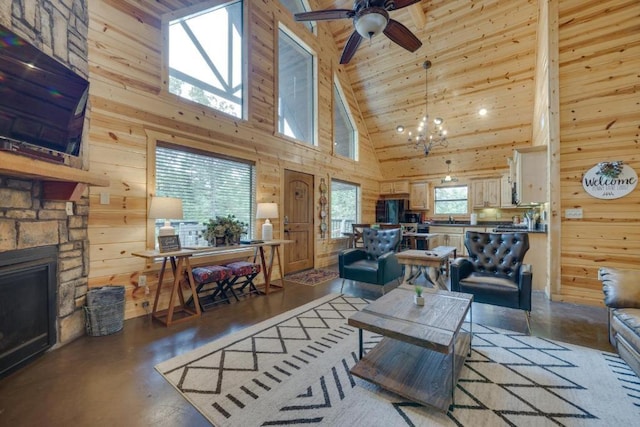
[[330, 180, 360, 238], [167, 1, 244, 118], [434, 185, 468, 215], [280, 0, 315, 33], [278, 27, 315, 145], [155, 144, 256, 245], [333, 81, 357, 160]]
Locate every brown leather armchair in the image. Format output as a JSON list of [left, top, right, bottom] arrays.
[[600, 267, 640, 377], [451, 231, 532, 331], [339, 227, 403, 295]]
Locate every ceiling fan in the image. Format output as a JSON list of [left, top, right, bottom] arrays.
[[294, 0, 423, 64]]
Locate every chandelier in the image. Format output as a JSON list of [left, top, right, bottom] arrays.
[[406, 60, 448, 156]]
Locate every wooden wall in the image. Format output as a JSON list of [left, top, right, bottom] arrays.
[[86, 0, 383, 319], [555, 0, 640, 304]]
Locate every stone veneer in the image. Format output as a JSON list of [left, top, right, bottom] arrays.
[[0, 0, 89, 346]]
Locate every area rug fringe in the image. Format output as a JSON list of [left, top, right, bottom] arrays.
[[156, 294, 640, 426]]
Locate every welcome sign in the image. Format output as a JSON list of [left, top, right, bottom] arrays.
[[582, 162, 638, 199]]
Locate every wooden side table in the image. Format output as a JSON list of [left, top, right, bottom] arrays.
[[132, 249, 201, 326]]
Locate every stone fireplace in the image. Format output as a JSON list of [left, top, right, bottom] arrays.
[[0, 0, 90, 355]]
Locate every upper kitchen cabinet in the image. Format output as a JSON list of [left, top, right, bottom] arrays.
[[380, 180, 410, 195], [514, 146, 548, 205], [471, 178, 500, 208], [409, 182, 430, 210]]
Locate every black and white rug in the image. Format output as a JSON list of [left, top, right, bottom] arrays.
[[156, 294, 640, 426]]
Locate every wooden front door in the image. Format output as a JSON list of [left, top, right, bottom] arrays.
[[283, 170, 314, 274]]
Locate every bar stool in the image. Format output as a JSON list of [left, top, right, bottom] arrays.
[[225, 261, 262, 300], [189, 265, 233, 310]]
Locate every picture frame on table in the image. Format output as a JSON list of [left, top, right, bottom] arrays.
[[158, 235, 181, 253]]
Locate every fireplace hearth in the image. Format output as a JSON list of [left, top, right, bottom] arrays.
[[0, 246, 57, 378]]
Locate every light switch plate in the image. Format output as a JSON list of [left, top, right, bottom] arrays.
[[565, 208, 583, 219], [65, 202, 74, 216], [100, 192, 110, 205]]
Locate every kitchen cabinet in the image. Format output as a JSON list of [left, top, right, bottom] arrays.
[[500, 174, 516, 208], [429, 226, 465, 256], [471, 178, 500, 208], [380, 180, 410, 195], [514, 146, 547, 205], [409, 182, 430, 210]]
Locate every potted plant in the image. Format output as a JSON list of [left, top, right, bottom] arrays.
[[414, 285, 425, 306], [203, 215, 247, 246]]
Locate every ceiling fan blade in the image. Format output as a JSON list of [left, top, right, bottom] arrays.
[[383, 19, 422, 52], [387, 0, 422, 11], [340, 31, 363, 64], [294, 9, 354, 22]]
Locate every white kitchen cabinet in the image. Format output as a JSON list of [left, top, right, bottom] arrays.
[[471, 178, 500, 208], [409, 182, 430, 210], [380, 180, 410, 195], [514, 146, 547, 205]]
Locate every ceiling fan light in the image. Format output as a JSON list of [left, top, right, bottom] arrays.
[[355, 12, 388, 39]]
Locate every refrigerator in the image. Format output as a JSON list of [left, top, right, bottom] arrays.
[[375, 199, 408, 224]]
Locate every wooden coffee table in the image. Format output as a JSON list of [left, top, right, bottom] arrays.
[[348, 285, 473, 412], [396, 247, 456, 290]]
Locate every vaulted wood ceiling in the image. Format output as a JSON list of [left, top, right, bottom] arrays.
[[312, 0, 539, 180]]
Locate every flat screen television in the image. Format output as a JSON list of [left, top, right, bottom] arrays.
[[0, 24, 89, 162]]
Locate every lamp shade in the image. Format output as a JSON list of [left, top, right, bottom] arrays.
[[355, 11, 388, 39], [256, 203, 278, 219], [256, 203, 278, 241], [149, 197, 183, 236]]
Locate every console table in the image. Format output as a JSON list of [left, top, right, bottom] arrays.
[[132, 240, 292, 326]]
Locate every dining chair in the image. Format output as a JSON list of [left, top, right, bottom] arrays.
[[351, 223, 371, 248]]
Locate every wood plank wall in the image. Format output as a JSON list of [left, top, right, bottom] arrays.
[[555, 0, 640, 304], [86, 0, 383, 319]]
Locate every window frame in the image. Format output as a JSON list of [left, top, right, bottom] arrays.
[[162, 0, 248, 120], [329, 178, 361, 240], [276, 23, 318, 147], [333, 77, 358, 161], [148, 138, 257, 249], [279, 0, 316, 34], [433, 184, 469, 216]]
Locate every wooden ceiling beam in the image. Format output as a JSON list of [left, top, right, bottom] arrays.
[[408, 3, 427, 30]]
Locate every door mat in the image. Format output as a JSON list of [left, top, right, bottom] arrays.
[[284, 269, 339, 286]]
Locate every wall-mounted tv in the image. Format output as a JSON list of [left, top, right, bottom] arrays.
[[0, 24, 89, 162]]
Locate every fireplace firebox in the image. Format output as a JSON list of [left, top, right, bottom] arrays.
[[0, 246, 57, 378]]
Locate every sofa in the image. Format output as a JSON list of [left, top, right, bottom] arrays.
[[600, 267, 640, 377]]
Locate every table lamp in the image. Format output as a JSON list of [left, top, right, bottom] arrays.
[[256, 203, 278, 241], [149, 196, 183, 236]]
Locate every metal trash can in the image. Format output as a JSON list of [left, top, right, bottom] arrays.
[[83, 286, 125, 336]]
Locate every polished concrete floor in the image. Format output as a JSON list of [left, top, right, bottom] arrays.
[[0, 275, 611, 426]]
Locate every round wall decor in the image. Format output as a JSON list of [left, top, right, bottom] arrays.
[[582, 161, 637, 199]]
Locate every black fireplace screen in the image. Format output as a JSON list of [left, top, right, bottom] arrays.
[[0, 245, 57, 378]]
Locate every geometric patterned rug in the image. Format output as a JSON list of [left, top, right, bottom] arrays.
[[155, 294, 640, 426], [284, 269, 339, 286]]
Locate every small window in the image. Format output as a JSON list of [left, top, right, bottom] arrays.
[[280, 0, 315, 33], [330, 180, 360, 238], [155, 144, 256, 246], [333, 81, 357, 160], [434, 185, 468, 215], [167, 1, 244, 118], [278, 27, 315, 145]]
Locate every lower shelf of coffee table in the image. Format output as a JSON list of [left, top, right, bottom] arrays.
[[350, 332, 470, 412]]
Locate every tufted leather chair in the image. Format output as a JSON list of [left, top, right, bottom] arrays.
[[339, 228, 403, 295], [451, 231, 532, 332]]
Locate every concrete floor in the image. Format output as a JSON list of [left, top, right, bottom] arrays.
[[0, 275, 611, 426]]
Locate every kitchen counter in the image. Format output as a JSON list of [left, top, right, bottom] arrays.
[[428, 222, 547, 233]]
